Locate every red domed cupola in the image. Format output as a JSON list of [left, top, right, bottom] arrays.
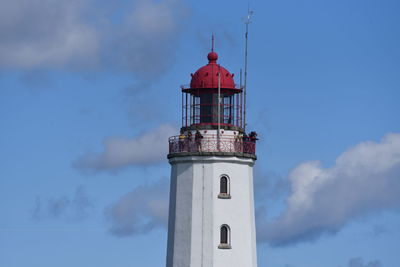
[[181, 50, 244, 131], [189, 52, 236, 89]]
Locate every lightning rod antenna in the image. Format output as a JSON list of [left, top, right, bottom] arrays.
[[243, 7, 253, 132]]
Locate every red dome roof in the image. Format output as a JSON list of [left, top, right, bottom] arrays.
[[190, 51, 236, 89]]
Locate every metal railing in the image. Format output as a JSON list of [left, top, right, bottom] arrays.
[[180, 84, 243, 90], [168, 135, 256, 155]]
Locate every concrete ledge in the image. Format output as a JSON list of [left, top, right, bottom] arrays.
[[167, 151, 257, 160], [218, 244, 232, 249], [218, 193, 231, 199], [181, 125, 244, 132]]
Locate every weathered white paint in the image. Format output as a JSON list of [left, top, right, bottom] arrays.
[[166, 149, 257, 267]]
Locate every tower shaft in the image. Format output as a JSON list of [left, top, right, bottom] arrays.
[[166, 155, 257, 267]]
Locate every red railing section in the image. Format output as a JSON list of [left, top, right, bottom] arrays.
[[168, 134, 256, 155]]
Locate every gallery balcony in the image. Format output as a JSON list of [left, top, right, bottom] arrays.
[[168, 134, 256, 159]]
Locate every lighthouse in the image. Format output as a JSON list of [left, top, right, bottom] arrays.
[[166, 49, 258, 267]]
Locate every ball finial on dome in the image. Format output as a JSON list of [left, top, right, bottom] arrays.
[[207, 51, 218, 63]]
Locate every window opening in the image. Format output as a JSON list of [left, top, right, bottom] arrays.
[[218, 225, 231, 249], [218, 175, 231, 199]]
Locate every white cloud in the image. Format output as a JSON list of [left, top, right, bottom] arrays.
[[128, 0, 177, 35], [258, 133, 400, 246], [105, 179, 169, 236], [74, 124, 177, 171], [0, 0, 189, 76], [0, 0, 98, 69], [107, 0, 189, 78]]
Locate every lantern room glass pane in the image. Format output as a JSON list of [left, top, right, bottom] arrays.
[[197, 93, 234, 125], [182, 89, 243, 129], [199, 94, 212, 123]]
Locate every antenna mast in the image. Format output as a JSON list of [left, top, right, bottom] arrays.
[[211, 34, 215, 52], [243, 7, 253, 132]]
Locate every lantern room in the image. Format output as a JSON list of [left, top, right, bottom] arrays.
[[181, 51, 244, 131]]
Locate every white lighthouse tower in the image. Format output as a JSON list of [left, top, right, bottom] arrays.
[[166, 49, 258, 267]]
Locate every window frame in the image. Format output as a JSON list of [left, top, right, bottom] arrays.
[[218, 175, 231, 199], [218, 224, 232, 249]]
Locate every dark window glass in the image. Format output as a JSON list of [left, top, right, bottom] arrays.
[[221, 226, 228, 244], [220, 176, 228, 194]]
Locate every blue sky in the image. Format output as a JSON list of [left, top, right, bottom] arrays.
[[1, 0, 399, 266]]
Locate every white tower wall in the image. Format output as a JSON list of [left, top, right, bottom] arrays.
[[166, 154, 257, 267]]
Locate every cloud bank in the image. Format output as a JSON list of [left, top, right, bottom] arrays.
[[74, 124, 176, 171], [107, 0, 188, 78], [0, 0, 98, 69], [0, 0, 188, 77], [258, 133, 400, 246], [105, 179, 169, 236]]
